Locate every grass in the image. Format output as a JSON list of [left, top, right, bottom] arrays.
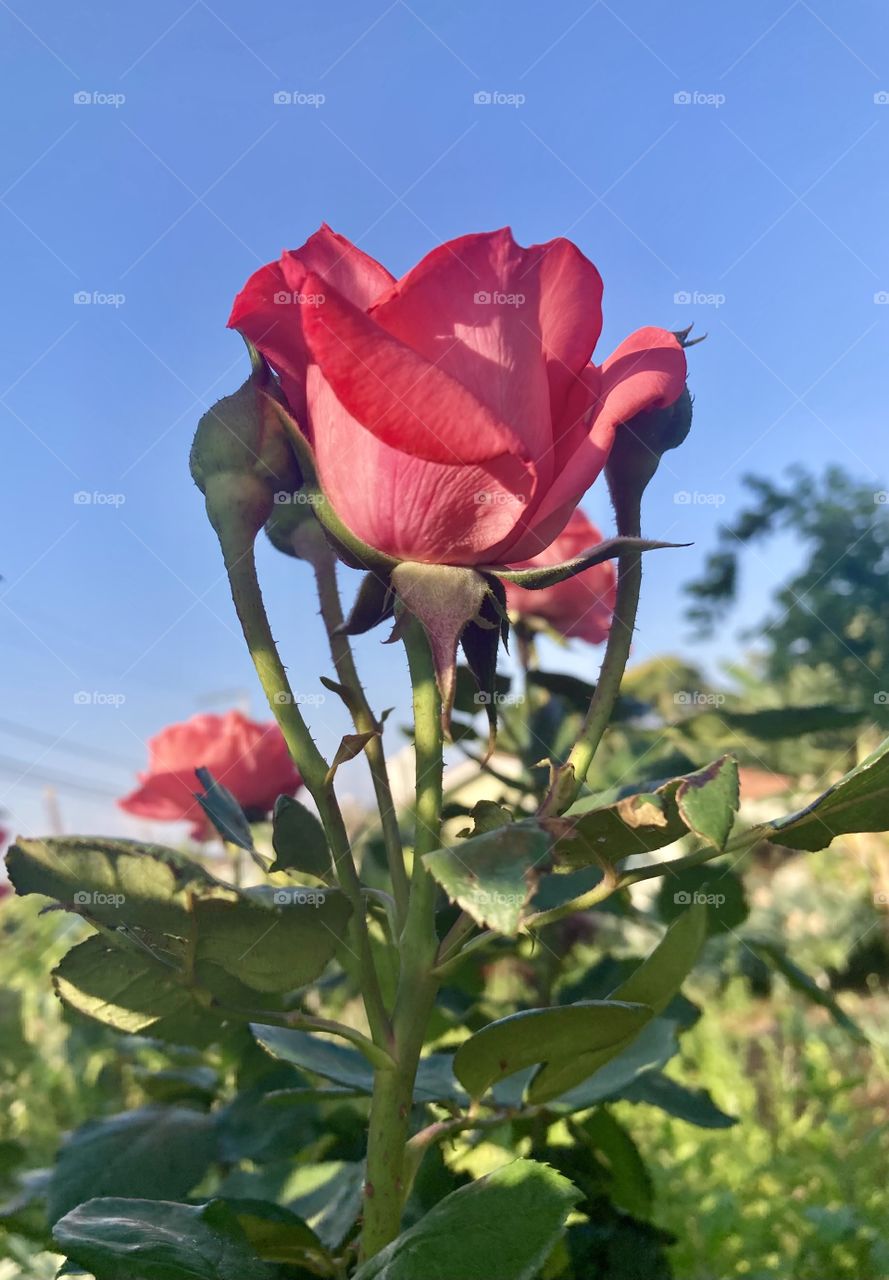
[[621, 979, 889, 1280]]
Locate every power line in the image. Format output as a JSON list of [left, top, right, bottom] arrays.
[[0, 716, 139, 770], [0, 753, 122, 800]]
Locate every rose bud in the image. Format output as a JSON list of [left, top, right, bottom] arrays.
[[504, 510, 617, 644], [190, 347, 301, 555], [119, 710, 302, 840]]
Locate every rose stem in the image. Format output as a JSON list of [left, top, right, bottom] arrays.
[[541, 491, 644, 816], [220, 539, 391, 1048], [308, 541, 410, 929], [360, 616, 443, 1261]]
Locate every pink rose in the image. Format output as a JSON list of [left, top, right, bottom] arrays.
[[505, 510, 617, 644], [229, 226, 686, 567], [119, 711, 301, 839]]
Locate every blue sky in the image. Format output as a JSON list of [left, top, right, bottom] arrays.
[[2, 0, 888, 839]]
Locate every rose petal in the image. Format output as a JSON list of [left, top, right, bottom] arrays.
[[300, 272, 529, 466], [493, 329, 686, 561], [371, 228, 602, 474], [228, 226, 395, 424], [308, 366, 535, 564]]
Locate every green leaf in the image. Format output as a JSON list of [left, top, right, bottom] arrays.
[[620, 1072, 737, 1127], [136, 1066, 219, 1107], [251, 1026, 466, 1103], [220, 1198, 331, 1269], [454, 1002, 651, 1100], [279, 1161, 365, 1251], [352, 1159, 580, 1280], [529, 906, 706, 1103], [53, 936, 235, 1046], [544, 1018, 680, 1113], [559, 758, 739, 867], [680, 703, 868, 742], [53, 1197, 280, 1280], [48, 1107, 216, 1225], [575, 1109, 653, 1218], [656, 865, 748, 935], [252, 1026, 373, 1092], [461, 799, 514, 835], [6, 837, 225, 935], [759, 734, 889, 851], [423, 821, 552, 935], [748, 939, 867, 1041], [193, 888, 351, 993], [270, 796, 331, 879], [526, 671, 649, 721]]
